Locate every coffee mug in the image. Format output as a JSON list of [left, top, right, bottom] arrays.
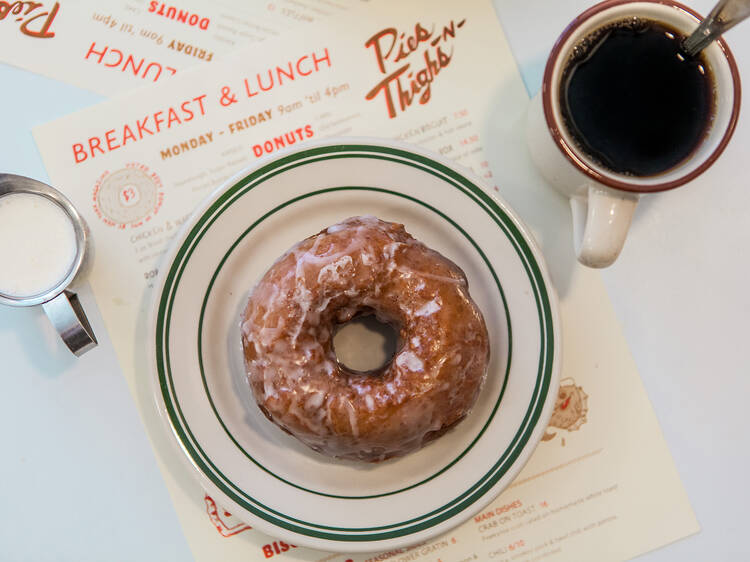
[[527, 0, 741, 268], [0, 174, 97, 356]]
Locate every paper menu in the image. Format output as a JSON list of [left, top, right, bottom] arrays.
[[0, 0, 308, 96], [34, 0, 505, 314], [31, 0, 698, 559]]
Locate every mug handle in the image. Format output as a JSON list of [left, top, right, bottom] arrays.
[[570, 185, 639, 268], [42, 290, 98, 356]]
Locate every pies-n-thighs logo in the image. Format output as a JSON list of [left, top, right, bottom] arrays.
[[364, 17, 466, 119], [0, 1, 61, 38], [92, 162, 164, 228]]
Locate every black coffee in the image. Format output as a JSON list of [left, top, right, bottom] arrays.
[[560, 19, 715, 176]]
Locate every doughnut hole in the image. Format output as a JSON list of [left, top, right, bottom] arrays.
[[332, 313, 399, 374]]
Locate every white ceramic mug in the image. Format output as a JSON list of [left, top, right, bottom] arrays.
[[527, 0, 741, 268]]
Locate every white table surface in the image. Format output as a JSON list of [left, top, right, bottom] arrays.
[[1, 1, 748, 560]]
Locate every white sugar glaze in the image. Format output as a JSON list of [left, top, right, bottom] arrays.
[[241, 216, 490, 462]]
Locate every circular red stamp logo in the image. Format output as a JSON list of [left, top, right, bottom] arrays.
[[93, 162, 164, 228], [204, 495, 252, 538], [542, 377, 589, 444]]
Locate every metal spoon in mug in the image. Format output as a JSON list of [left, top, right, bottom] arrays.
[[682, 0, 750, 56]]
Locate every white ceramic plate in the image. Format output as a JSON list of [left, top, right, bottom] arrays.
[[149, 140, 560, 553]]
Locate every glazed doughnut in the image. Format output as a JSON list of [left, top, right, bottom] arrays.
[[241, 216, 490, 462]]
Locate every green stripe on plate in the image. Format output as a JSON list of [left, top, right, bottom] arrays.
[[154, 144, 554, 541], [197, 186, 512, 499]]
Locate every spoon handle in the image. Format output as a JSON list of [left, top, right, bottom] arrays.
[[682, 0, 750, 56]]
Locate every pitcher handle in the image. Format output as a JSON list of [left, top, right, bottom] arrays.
[[42, 290, 98, 356]]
